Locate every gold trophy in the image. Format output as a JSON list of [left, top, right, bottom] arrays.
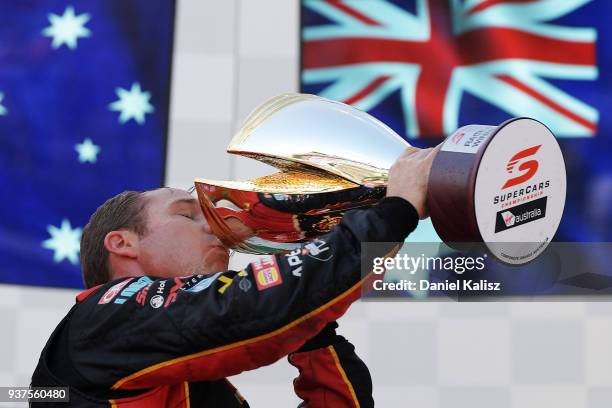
[[195, 94, 566, 265]]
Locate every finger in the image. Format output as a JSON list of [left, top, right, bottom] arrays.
[[421, 147, 434, 156], [427, 143, 443, 158], [424, 145, 440, 161], [400, 146, 421, 158], [414, 148, 433, 160]]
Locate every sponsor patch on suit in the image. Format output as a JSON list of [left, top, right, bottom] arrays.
[[251, 256, 283, 291]]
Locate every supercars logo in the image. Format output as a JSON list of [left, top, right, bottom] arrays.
[[502, 145, 542, 189]]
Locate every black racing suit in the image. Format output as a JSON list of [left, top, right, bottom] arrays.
[[31, 197, 419, 407]]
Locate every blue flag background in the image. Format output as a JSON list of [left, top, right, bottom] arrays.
[[0, 1, 175, 288]]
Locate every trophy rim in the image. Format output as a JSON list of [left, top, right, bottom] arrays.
[[228, 93, 319, 151], [194, 167, 359, 195], [225, 92, 404, 186]]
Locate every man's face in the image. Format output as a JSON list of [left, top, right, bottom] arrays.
[[136, 188, 230, 277]]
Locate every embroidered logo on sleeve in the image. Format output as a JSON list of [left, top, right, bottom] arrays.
[[251, 256, 283, 291], [182, 272, 222, 293], [114, 276, 154, 304], [98, 278, 134, 304]]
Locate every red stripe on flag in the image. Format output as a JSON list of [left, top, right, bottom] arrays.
[[326, 0, 380, 26], [303, 29, 595, 69], [415, 66, 452, 136], [343, 75, 390, 105], [467, 0, 539, 16], [497, 75, 597, 133]]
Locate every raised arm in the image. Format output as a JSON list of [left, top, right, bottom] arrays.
[[69, 145, 436, 392]]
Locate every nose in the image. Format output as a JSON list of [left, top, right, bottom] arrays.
[[202, 218, 213, 235], [201, 218, 226, 246]]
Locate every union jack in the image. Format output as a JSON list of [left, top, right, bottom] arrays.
[[301, 0, 598, 138]]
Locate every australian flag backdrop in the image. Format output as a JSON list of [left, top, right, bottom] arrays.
[[0, 1, 175, 288], [301, 0, 612, 243]]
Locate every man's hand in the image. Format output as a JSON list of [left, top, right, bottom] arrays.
[[386, 145, 440, 219]]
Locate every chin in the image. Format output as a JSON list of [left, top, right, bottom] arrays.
[[201, 246, 229, 268], [202, 255, 230, 274]]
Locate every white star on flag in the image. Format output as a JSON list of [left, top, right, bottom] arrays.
[[42, 6, 91, 50], [109, 82, 155, 125], [42, 219, 82, 265], [0, 93, 6, 115], [75, 138, 100, 163]]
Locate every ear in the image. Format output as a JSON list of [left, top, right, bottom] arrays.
[[104, 230, 139, 259]]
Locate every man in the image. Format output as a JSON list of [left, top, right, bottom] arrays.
[[31, 147, 436, 407]]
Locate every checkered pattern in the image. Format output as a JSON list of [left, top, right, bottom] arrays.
[[2, 1, 611, 407]]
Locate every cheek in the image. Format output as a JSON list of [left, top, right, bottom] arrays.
[[139, 222, 219, 273], [153, 222, 201, 247], [140, 227, 192, 264], [169, 232, 206, 258]]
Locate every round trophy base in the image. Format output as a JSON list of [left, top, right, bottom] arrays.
[[428, 118, 566, 265]]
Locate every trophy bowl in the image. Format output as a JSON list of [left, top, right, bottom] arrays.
[[195, 94, 566, 265]]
